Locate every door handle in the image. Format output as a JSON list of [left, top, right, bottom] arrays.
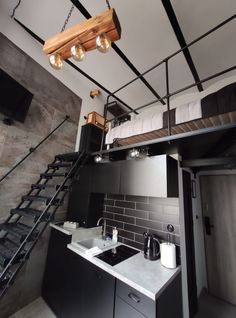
[[204, 216, 214, 235], [128, 292, 140, 303]]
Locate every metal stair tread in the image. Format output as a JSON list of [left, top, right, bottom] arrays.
[[0, 149, 88, 298], [0, 238, 26, 268], [31, 183, 57, 190], [55, 152, 81, 162], [0, 223, 38, 242], [48, 162, 72, 168], [22, 195, 61, 205], [10, 208, 50, 222], [40, 172, 67, 178]]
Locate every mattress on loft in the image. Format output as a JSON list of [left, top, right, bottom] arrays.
[[105, 82, 236, 145]]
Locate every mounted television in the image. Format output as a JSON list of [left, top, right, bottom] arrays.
[[0, 68, 33, 123]]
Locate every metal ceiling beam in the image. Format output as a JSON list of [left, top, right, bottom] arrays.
[[71, 0, 166, 105], [181, 157, 236, 168], [161, 0, 203, 92], [13, 18, 133, 111]]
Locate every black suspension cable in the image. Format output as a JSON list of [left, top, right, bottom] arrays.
[[106, 0, 111, 10], [10, 0, 22, 18]]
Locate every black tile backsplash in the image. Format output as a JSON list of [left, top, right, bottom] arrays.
[[125, 208, 148, 219], [103, 193, 180, 252], [114, 214, 135, 225], [105, 206, 124, 215], [115, 200, 135, 209]]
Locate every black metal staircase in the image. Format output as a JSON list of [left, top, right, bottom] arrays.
[[0, 150, 88, 299]]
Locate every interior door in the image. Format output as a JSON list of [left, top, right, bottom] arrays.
[[200, 175, 236, 305]]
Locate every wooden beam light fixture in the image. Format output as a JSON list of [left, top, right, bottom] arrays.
[[43, 8, 121, 70]]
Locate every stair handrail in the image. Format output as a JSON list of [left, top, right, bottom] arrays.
[[0, 115, 70, 184]]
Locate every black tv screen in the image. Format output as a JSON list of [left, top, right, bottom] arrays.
[[0, 69, 33, 123]]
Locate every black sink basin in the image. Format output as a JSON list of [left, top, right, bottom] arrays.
[[96, 244, 139, 266]]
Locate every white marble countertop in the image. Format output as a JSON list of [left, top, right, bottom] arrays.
[[50, 223, 180, 301]]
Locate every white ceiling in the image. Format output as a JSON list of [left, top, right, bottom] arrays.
[[0, 0, 235, 112]]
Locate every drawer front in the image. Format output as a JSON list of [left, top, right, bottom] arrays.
[[116, 280, 155, 317], [115, 296, 146, 318]]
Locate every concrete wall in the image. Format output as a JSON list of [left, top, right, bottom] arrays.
[[0, 11, 106, 151], [0, 33, 81, 317]]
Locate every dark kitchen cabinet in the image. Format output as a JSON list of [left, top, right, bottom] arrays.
[[91, 161, 121, 194], [115, 274, 182, 318], [79, 123, 103, 153], [115, 296, 146, 318], [61, 250, 115, 318], [90, 155, 178, 197], [67, 164, 104, 227], [42, 228, 72, 317], [120, 155, 178, 197], [115, 280, 155, 318]]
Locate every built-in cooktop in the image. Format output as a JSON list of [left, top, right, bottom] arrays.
[[96, 244, 139, 266]]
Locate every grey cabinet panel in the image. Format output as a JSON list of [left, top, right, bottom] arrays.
[[120, 156, 168, 197], [115, 296, 146, 318], [92, 161, 121, 194]]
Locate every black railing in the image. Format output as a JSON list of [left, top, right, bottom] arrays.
[[100, 14, 236, 151], [0, 115, 70, 184]]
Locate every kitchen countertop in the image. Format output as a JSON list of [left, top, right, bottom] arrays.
[[50, 223, 181, 301]]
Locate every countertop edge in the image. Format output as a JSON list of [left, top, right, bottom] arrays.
[[50, 223, 73, 236]]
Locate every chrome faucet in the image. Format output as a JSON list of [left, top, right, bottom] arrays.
[[97, 217, 107, 240]]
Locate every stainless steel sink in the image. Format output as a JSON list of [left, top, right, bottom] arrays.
[[77, 237, 116, 250]]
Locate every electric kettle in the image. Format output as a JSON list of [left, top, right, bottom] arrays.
[[143, 232, 161, 260]]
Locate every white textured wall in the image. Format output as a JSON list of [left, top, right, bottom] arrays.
[[0, 11, 106, 151]]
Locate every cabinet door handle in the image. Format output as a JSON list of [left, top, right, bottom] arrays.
[[128, 292, 140, 303]]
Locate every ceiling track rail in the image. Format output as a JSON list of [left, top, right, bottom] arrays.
[[161, 0, 203, 92], [70, 0, 166, 105], [13, 18, 133, 112]]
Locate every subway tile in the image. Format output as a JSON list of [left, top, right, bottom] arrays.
[[125, 195, 148, 203], [163, 205, 179, 215], [106, 219, 124, 230], [106, 225, 113, 235], [149, 211, 164, 222], [123, 239, 143, 251], [147, 229, 179, 244], [135, 233, 145, 244], [106, 206, 124, 215], [147, 229, 167, 241], [136, 202, 163, 213], [107, 194, 125, 201], [115, 200, 135, 209], [104, 199, 114, 206], [114, 214, 135, 225], [125, 208, 148, 219], [103, 211, 114, 220], [150, 197, 179, 206], [149, 211, 179, 224], [136, 219, 162, 231], [118, 229, 135, 241], [124, 224, 147, 235]]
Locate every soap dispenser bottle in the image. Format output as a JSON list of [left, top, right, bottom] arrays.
[[112, 227, 118, 243]]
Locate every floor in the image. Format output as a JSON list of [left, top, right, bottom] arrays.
[[10, 292, 236, 318], [194, 291, 236, 318], [10, 297, 56, 318]]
